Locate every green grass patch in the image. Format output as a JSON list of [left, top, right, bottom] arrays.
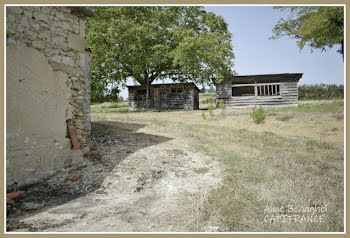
[[193, 167, 210, 174]]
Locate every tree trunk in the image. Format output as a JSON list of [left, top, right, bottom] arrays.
[[341, 40, 344, 61], [146, 78, 149, 109]]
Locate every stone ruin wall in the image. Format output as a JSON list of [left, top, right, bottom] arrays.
[[6, 6, 92, 187], [6, 6, 91, 145]]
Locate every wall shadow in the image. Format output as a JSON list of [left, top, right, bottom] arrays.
[[6, 120, 173, 231]]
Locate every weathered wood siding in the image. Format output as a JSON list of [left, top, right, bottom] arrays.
[[128, 84, 199, 111], [216, 78, 299, 108], [280, 81, 298, 105]]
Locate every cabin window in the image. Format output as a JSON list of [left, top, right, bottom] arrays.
[[232, 86, 255, 97], [136, 89, 147, 94], [176, 87, 183, 93], [136, 89, 151, 95], [231, 83, 281, 97], [171, 87, 176, 93], [257, 84, 280, 96]]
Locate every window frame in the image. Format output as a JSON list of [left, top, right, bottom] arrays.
[[231, 82, 281, 97], [176, 87, 183, 93], [136, 89, 147, 95], [231, 84, 255, 97], [256, 83, 281, 96]]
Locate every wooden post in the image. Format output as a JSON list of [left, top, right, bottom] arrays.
[[254, 80, 257, 107], [146, 78, 149, 109], [271, 85, 274, 95], [263, 85, 265, 96], [275, 84, 277, 95]]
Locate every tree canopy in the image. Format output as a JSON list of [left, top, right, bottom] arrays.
[[86, 6, 235, 101], [271, 6, 344, 57]]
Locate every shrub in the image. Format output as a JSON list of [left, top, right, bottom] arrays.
[[201, 111, 206, 120], [219, 99, 226, 115], [208, 104, 215, 117], [250, 106, 265, 124]]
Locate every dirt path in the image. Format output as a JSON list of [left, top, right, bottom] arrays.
[[7, 120, 223, 232]]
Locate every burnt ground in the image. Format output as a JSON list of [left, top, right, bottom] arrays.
[[6, 120, 223, 232]]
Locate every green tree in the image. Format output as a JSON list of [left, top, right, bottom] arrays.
[[271, 7, 344, 57], [86, 6, 235, 106]]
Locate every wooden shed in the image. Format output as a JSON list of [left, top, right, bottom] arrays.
[[127, 83, 200, 111], [215, 73, 303, 108]]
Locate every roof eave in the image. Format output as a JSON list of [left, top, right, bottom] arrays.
[[69, 7, 94, 17]]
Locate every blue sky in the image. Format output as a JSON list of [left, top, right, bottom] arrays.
[[119, 6, 344, 99]]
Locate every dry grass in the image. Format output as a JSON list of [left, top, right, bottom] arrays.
[[91, 101, 128, 113], [185, 124, 343, 232], [199, 93, 216, 110], [91, 98, 344, 232]]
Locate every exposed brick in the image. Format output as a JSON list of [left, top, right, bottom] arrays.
[[7, 190, 23, 199], [92, 149, 100, 156], [67, 125, 80, 149], [71, 176, 79, 181]]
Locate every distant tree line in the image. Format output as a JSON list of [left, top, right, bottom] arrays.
[[298, 84, 344, 100]]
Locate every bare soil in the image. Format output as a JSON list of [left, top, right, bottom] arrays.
[[7, 120, 223, 232]]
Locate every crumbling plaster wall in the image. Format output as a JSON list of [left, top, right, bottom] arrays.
[[6, 6, 92, 187]]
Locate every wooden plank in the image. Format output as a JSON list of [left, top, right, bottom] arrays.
[[229, 95, 282, 100], [226, 101, 297, 106], [256, 82, 281, 86], [232, 83, 255, 87], [226, 99, 295, 103], [224, 104, 298, 109]]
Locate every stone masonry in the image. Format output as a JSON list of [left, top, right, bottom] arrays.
[[6, 6, 93, 187], [7, 6, 92, 145]]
